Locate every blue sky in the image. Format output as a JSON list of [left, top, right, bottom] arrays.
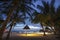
[[0, 0, 60, 30], [23, 0, 60, 29]]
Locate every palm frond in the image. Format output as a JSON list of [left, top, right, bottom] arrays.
[[50, 0, 55, 6], [37, 5, 44, 11]]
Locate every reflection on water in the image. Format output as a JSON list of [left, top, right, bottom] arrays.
[[5, 28, 54, 37], [17, 32, 54, 37], [17, 33, 43, 37], [11, 29, 40, 33]]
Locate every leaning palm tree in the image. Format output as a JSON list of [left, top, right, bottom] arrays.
[[32, 0, 56, 35], [0, 0, 37, 40], [0, 1, 19, 39], [6, 13, 26, 40], [32, 0, 50, 36], [0, 14, 4, 28], [32, 11, 48, 36], [53, 6, 60, 35], [37, 0, 56, 34]]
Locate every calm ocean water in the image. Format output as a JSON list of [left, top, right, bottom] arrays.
[[9, 27, 40, 33], [11, 29, 40, 33]]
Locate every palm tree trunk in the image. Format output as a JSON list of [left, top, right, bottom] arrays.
[[43, 27, 46, 36], [0, 8, 14, 40], [0, 1, 18, 40], [50, 21, 56, 35], [40, 22, 46, 36], [50, 26, 54, 32], [6, 21, 14, 40], [53, 27, 56, 35]]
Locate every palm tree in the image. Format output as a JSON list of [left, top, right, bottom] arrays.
[[6, 13, 26, 40], [0, 0, 37, 40], [32, 12, 47, 36], [32, 0, 56, 35], [0, 14, 4, 28], [37, 0, 56, 34], [32, 0, 50, 35], [0, 1, 19, 39], [54, 6, 60, 35]]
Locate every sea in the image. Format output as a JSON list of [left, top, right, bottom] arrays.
[[7, 27, 40, 33]]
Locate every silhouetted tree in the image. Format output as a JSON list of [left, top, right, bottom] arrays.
[[0, 0, 37, 40]]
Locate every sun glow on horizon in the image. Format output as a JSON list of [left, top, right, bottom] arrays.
[[14, 25, 41, 29], [17, 33, 43, 37], [17, 32, 53, 37]]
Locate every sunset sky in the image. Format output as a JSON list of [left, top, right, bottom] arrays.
[[0, 0, 60, 30], [21, 0, 60, 29]]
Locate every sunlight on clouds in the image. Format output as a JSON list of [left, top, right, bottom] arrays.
[[14, 24, 41, 29], [28, 25, 41, 29]]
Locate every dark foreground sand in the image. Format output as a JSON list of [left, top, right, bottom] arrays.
[[2, 32, 60, 40]]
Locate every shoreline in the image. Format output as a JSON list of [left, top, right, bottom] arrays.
[[2, 32, 59, 40]]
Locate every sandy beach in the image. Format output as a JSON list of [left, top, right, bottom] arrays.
[[2, 32, 60, 40]]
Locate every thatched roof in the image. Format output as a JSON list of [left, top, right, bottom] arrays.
[[23, 25, 30, 29]]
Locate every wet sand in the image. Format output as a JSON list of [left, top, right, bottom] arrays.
[[2, 32, 60, 40]]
